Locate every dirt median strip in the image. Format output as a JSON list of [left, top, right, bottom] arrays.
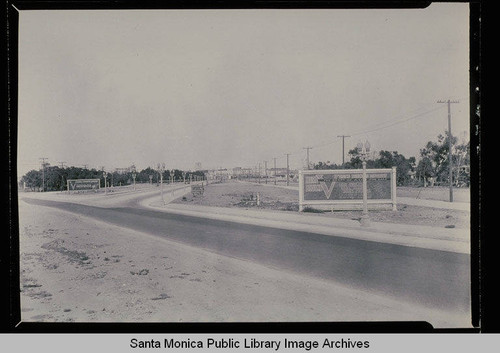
[[171, 181, 470, 229]]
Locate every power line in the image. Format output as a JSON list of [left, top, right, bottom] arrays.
[[260, 104, 449, 171], [308, 136, 342, 150], [349, 105, 445, 137]]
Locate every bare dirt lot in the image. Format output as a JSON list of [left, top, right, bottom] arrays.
[[173, 182, 470, 229]]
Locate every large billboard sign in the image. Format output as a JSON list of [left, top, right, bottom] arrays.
[[299, 168, 396, 211], [67, 179, 101, 193]]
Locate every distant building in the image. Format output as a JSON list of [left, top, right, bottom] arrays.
[[232, 167, 253, 178], [115, 165, 135, 174], [206, 168, 231, 181]]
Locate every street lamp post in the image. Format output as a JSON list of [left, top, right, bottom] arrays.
[[132, 171, 137, 191], [357, 141, 371, 227]]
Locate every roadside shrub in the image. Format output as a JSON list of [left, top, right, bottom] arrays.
[[302, 207, 326, 213]]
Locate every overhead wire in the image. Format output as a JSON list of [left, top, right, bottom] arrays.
[[258, 101, 461, 169]]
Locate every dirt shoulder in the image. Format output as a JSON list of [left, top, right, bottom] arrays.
[[172, 182, 470, 229], [17, 199, 469, 326]]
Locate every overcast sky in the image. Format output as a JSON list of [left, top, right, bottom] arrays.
[[17, 3, 470, 175]]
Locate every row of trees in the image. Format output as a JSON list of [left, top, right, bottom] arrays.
[[416, 133, 470, 187], [19, 166, 206, 192], [313, 132, 470, 187], [19, 133, 470, 191]]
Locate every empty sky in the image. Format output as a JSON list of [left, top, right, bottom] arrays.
[[17, 3, 470, 175]]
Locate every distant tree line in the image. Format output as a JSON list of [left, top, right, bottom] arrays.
[[313, 132, 470, 187], [19, 166, 206, 192]]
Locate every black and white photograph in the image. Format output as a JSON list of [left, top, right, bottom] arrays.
[[14, 2, 475, 330]]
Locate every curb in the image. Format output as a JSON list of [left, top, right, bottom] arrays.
[[140, 199, 470, 254]]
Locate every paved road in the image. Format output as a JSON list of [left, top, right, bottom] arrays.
[[22, 196, 470, 314]]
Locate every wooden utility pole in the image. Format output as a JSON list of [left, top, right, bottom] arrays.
[[437, 99, 459, 202], [264, 161, 268, 184], [39, 157, 48, 192], [303, 147, 312, 170], [285, 153, 290, 186], [337, 135, 351, 165], [58, 162, 66, 191]]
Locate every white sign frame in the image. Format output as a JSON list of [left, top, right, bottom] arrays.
[[299, 168, 397, 211], [67, 179, 101, 193]]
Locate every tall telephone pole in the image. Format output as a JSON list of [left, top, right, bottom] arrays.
[[39, 157, 48, 192], [58, 162, 66, 191], [437, 99, 459, 202], [285, 153, 290, 186], [303, 147, 313, 170], [264, 161, 268, 184], [337, 135, 351, 165]]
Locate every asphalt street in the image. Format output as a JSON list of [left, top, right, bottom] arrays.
[[22, 196, 470, 315]]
